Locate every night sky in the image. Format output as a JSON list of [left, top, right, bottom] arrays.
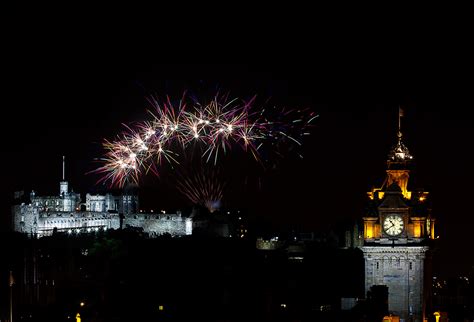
[[2, 42, 473, 278]]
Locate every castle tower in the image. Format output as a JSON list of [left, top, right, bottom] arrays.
[[59, 155, 68, 196], [361, 108, 434, 322]]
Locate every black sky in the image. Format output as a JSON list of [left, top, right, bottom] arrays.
[[2, 25, 473, 278]]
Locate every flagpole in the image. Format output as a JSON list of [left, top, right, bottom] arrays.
[[398, 106, 401, 134]]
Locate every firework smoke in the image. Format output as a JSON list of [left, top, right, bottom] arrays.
[[176, 167, 225, 213]]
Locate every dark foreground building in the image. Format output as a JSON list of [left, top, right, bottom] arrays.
[[1, 229, 364, 322]]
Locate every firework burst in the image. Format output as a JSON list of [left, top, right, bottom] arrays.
[[92, 92, 317, 187]]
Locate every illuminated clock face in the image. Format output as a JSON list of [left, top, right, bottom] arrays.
[[383, 215, 404, 236]]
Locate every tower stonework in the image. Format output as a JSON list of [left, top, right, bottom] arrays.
[[361, 114, 434, 322], [60, 156, 68, 197]]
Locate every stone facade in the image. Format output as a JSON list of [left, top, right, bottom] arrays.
[[85, 193, 138, 214], [362, 246, 430, 321], [12, 204, 120, 237], [12, 179, 192, 238], [30, 183, 80, 213], [123, 212, 192, 236]]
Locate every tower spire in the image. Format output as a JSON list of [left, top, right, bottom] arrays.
[[398, 106, 403, 136], [385, 106, 413, 199], [397, 106, 404, 147], [388, 106, 412, 163]]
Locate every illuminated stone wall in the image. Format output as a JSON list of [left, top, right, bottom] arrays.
[[85, 193, 138, 213], [12, 204, 120, 237], [31, 193, 81, 212], [36, 212, 120, 237], [12, 204, 39, 234], [12, 190, 189, 238], [13, 204, 191, 238], [124, 213, 192, 236], [361, 246, 429, 322]]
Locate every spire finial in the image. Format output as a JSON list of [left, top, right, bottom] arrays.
[[387, 106, 412, 162], [398, 106, 404, 140], [62, 155, 65, 181]]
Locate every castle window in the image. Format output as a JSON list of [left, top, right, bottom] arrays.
[[409, 262, 413, 270], [376, 262, 379, 269], [21, 216, 25, 222]]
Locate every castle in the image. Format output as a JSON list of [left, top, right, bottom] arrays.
[[12, 157, 192, 238]]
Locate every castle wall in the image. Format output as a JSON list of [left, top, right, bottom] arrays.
[[119, 195, 139, 214], [85, 193, 139, 213], [124, 213, 192, 236], [36, 212, 120, 237], [13, 189, 190, 238], [32, 193, 81, 212], [12, 204, 39, 234], [86, 194, 107, 212]]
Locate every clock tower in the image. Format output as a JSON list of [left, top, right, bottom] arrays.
[[361, 111, 435, 322]]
